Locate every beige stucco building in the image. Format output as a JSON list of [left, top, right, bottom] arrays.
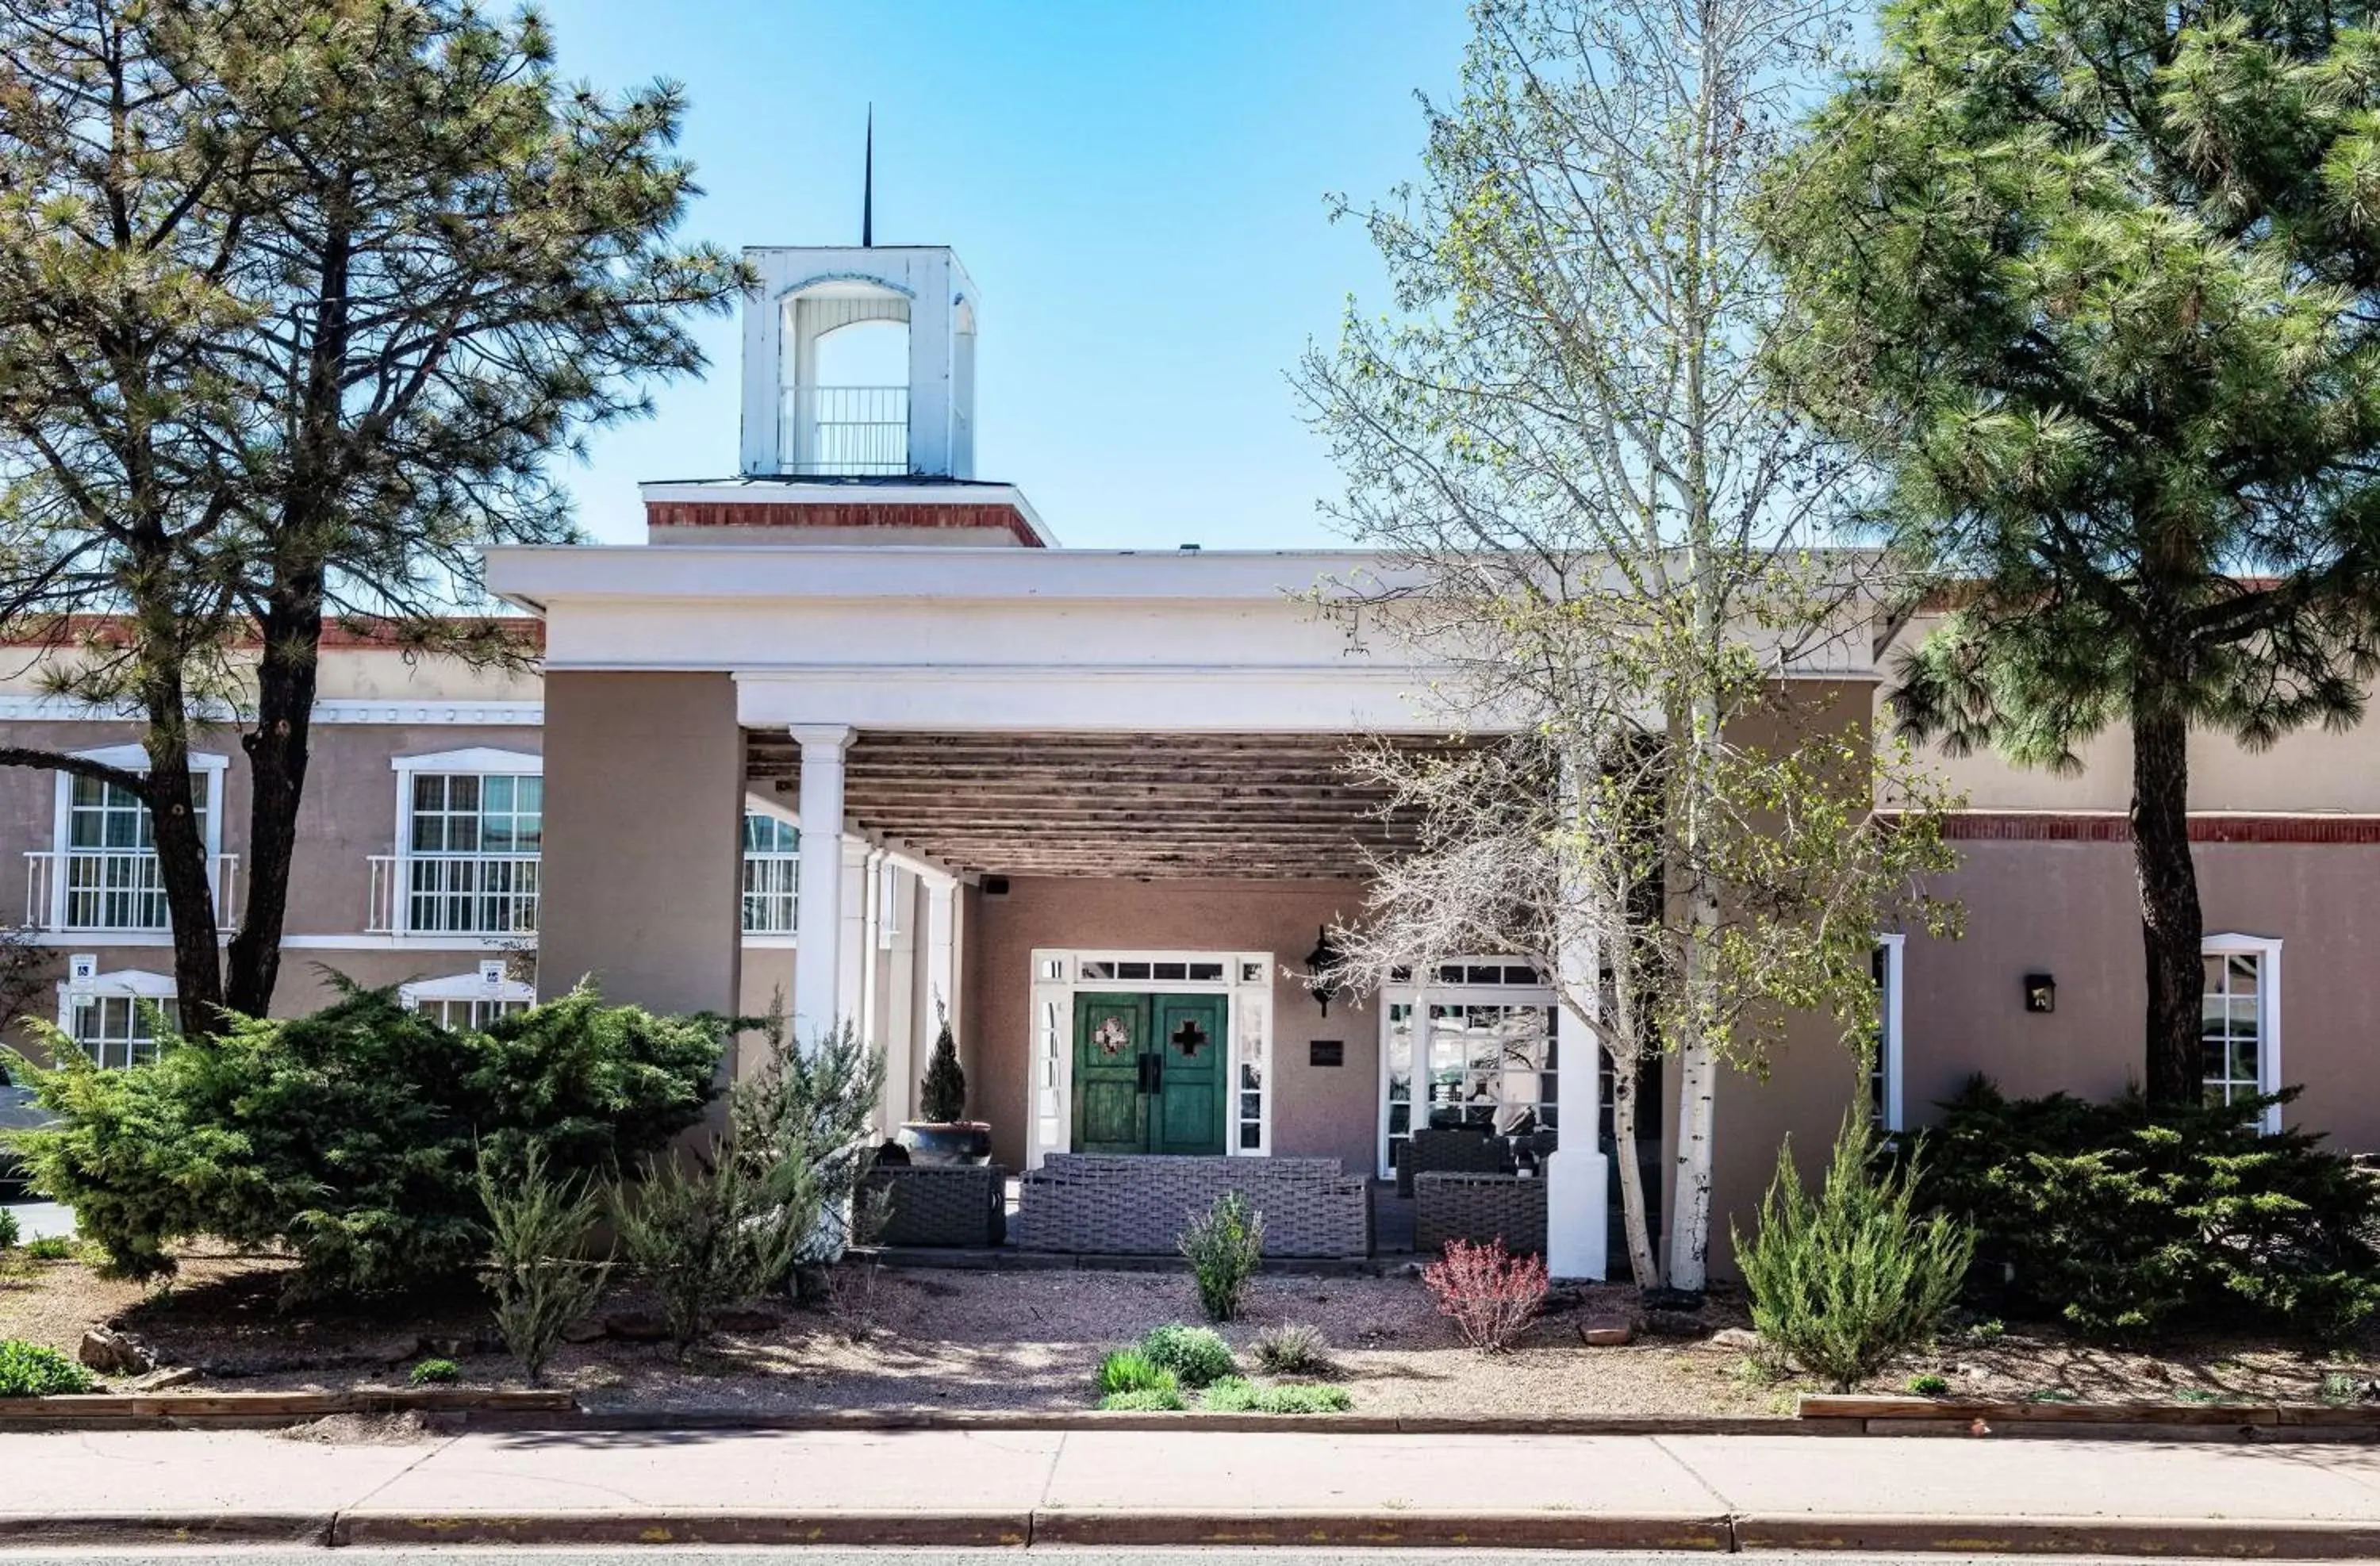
[[6, 241, 2376, 1281]]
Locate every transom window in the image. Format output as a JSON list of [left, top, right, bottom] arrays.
[[2202, 935, 2281, 1130]]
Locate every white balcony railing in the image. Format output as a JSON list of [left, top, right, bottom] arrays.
[[742, 851, 798, 935], [777, 384, 909, 476], [25, 850, 240, 933], [367, 853, 539, 938]]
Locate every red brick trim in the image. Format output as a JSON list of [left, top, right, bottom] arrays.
[[646, 499, 1045, 547], [1928, 812, 2380, 844]]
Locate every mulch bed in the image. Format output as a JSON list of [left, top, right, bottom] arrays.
[[2, 1242, 2374, 1418]]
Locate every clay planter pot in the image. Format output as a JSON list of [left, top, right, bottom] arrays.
[[897, 1121, 992, 1166]]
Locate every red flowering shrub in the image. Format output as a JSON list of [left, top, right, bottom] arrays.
[[1422, 1238, 1549, 1353]]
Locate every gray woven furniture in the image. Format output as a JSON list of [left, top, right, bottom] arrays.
[[1397, 1127, 1509, 1196], [862, 1164, 1008, 1248], [1013, 1154, 1371, 1258], [1415, 1170, 1548, 1257]]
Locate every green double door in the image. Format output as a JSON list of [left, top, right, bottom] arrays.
[[1073, 992, 1229, 1157]]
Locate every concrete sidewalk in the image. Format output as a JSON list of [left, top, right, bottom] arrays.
[[2, 1426, 2379, 1555]]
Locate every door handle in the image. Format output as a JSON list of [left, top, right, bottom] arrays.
[[1138, 1053, 1164, 1095]]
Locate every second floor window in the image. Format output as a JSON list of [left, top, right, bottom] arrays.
[[405, 772, 541, 935], [32, 751, 232, 934]]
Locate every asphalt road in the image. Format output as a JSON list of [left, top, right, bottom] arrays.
[[0, 1542, 2247, 1552]]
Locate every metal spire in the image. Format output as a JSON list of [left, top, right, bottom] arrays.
[[862, 106, 874, 248]]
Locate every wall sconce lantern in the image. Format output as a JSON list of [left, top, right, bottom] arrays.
[[2024, 973, 2056, 1014], [1305, 926, 1344, 1017]]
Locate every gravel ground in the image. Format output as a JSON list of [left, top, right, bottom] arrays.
[[2, 1246, 2373, 1417]]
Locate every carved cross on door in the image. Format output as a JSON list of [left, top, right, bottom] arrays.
[[1170, 1018, 1208, 1057]]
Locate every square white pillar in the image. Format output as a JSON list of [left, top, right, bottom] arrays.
[[915, 869, 958, 1115], [789, 724, 852, 1047], [1546, 768, 1610, 1282]]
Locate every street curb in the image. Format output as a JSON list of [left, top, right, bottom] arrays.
[[0, 1512, 334, 1546], [333, 1510, 1033, 1549], [1734, 1513, 2380, 1558], [1029, 1509, 1735, 1550]]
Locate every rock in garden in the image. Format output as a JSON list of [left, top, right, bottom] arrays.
[[711, 1307, 781, 1335], [602, 1311, 670, 1342], [1643, 1309, 1713, 1339], [560, 1318, 608, 1344], [360, 1334, 420, 1366], [78, 1326, 152, 1376], [1580, 1321, 1635, 1347], [1710, 1327, 1761, 1351], [132, 1366, 201, 1391]]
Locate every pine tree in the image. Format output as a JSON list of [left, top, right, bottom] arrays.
[[918, 1002, 966, 1124], [1764, 0, 2380, 1103]]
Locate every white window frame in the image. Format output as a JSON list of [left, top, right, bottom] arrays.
[[2202, 931, 2282, 1133], [1024, 948, 1273, 1172], [48, 745, 231, 933], [56, 961, 177, 1068], [388, 747, 543, 940], [399, 959, 536, 1029], [1875, 933, 1906, 1133], [1375, 957, 1560, 1181]]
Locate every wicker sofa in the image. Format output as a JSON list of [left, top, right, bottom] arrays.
[[861, 1163, 1008, 1248], [1413, 1170, 1549, 1257], [1012, 1154, 1372, 1258]]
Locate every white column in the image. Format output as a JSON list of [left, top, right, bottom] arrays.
[[789, 724, 852, 1048], [858, 846, 885, 1057], [916, 870, 958, 1115], [836, 836, 870, 1044], [1545, 771, 1610, 1281]]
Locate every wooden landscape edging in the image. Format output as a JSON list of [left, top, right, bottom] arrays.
[[1797, 1393, 2380, 1436], [0, 1388, 574, 1424]]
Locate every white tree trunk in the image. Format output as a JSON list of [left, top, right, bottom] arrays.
[[1606, 1040, 1660, 1286]]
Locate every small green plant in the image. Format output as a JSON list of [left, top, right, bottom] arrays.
[[408, 1358, 461, 1387], [1098, 1385, 1188, 1412], [917, 1000, 967, 1123], [1906, 1372, 1951, 1396], [0, 1339, 93, 1395], [1178, 1192, 1264, 1322], [2319, 1372, 2362, 1406], [23, 1235, 71, 1261], [1736, 1114, 1975, 1392], [1253, 1322, 1331, 1376], [1140, 1322, 1236, 1388], [1203, 1376, 1351, 1414], [0, 1209, 17, 1250], [1095, 1349, 1178, 1398], [479, 1146, 610, 1384], [1964, 1317, 2006, 1344], [2023, 1387, 2078, 1403]]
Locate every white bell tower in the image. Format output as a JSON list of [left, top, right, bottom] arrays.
[[739, 246, 979, 481]]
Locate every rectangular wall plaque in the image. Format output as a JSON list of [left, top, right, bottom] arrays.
[[1309, 1039, 1344, 1068]]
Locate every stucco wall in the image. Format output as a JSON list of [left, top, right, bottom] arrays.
[[959, 877, 1376, 1173], [1902, 839, 2380, 1153]]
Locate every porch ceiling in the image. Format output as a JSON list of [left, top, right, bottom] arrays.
[[746, 730, 1453, 879]]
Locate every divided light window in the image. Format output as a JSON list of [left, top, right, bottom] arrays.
[[68, 993, 175, 1069], [406, 773, 541, 935], [63, 773, 210, 930], [2202, 950, 2267, 1109], [742, 812, 798, 934]]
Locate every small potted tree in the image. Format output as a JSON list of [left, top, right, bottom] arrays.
[[898, 1002, 991, 1165]]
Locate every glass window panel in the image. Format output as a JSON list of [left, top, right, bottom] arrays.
[[1188, 962, 1223, 981], [482, 775, 514, 813], [1153, 962, 1186, 981], [2228, 954, 2258, 995]]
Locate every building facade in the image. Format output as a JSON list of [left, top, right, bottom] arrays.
[[6, 240, 2377, 1280]]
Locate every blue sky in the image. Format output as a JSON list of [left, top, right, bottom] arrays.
[[536, 0, 1468, 548]]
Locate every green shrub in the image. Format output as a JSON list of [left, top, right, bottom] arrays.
[[614, 1019, 886, 1353], [1096, 1349, 1177, 1398], [1907, 1372, 1951, 1396], [480, 1146, 609, 1383], [1253, 1322, 1331, 1376], [22, 1236, 71, 1261], [1203, 1376, 1350, 1414], [1178, 1192, 1264, 1322], [1098, 1385, 1187, 1412], [917, 1001, 966, 1123], [408, 1358, 461, 1387], [1139, 1322, 1236, 1388], [0, 1340, 91, 1396], [0, 1208, 17, 1250], [11, 983, 724, 1300], [1737, 1114, 1974, 1393], [1911, 1078, 2380, 1341]]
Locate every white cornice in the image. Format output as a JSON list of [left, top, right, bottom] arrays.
[[0, 696, 542, 726]]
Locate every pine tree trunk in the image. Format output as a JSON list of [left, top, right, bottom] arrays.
[[2131, 700, 2203, 1106], [140, 718, 225, 1037], [226, 597, 323, 1017]]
